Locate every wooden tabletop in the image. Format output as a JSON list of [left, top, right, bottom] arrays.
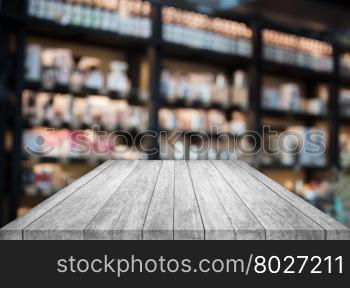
[[1, 160, 349, 240]]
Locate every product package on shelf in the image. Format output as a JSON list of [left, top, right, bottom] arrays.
[[23, 91, 149, 132], [340, 131, 350, 168], [25, 44, 133, 98], [262, 77, 328, 115], [229, 112, 247, 136], [23, 127, 148, 163], [232, 70, 249, 109], [159, 108, 249, 137], [340, 89, 350, 118], [160, 70, 230, 107], [27, 0, 151, 38], [295, 178, 333, 213], [159, 108, 229, 134], [162, 6, 252, 56], [23, 163, 76, 198], [49, 94, 73, 127], [158, 132, 254, 162], [263, 29, 333, 72], [160, 69, 249, 109], [259, 130, 288, 166], [295, 126, 327, 167], [341, 53, 350, 77], [107, 61, 131, 96], [25, 44, 42, 82], [260, 126, 327, 167]]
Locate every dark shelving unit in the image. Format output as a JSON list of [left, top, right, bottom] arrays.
[[160, 98, 247, 113], [162, 41, 251, 68], [24, 81, 147, 105], [27, 17, 151, 50], [0, 0, 27, 225], [263, 60, 331, 81], [261, 108, 328, 121], [259, 163, 329, 171], [23, 156, 105, 166], [1, 0, 350, 222]]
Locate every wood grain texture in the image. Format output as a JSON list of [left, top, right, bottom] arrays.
[[187, 161, 235, 240], [174, 161, 204, 240], [0, 160, 114, 240], [85, 161, 162, 240], [212, 161, 325, 240], [199, 161, 265, 240], [24, 161, 138, 240], [143, 160, 175, 240], [1, 160, 349, 240], [235, 160, 350, 240]]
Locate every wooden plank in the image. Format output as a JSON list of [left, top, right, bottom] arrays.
[[143, 160, 174, 240], [190, 161, 265, 240], [23, 161, 138, 240], [85, 161, 162, 240], [0, 160, 114, 240], [3, 160, 347, 241], [187, 161, 235, 240], [174, 161, 204, 240], [212, 161, 325, 240], [236, 160, 350, 240]]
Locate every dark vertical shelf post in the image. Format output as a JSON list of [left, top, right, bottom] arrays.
[[9, 25, 26, 221], [0, 4, 12, 226], [249, 21, 263, 157], [127, 49, 141, 103], [148, 2, 162, 160], [329, 40, 340, 171]]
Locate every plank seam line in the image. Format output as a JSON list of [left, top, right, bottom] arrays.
[[233, 163, 301, 237], [141, 161, 164, 240], [235, 161, 327, 240], [186, 161, 206, 240], [210, 161, 267, 240], [231, 161, 324, 239], [195, 161, 237, 238], [172, 161, 175, 240], [21, 160, 115, 240], [82, 160, 139, 239]]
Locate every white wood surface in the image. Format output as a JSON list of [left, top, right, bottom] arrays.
[[212, 161, 324, 240], [0, 160, 114, 240], [191, 161, 265, 240], [143, 160, 174, 240], [187, 161, 235, 240], [173, 161, 204, 240], [1, 160, 349, 240], [24, 161, 138, 240], [235, 160, 350, 240], [85, 161, 162, 240]]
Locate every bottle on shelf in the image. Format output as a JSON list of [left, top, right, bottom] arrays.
[[106, 61, 131, 96]]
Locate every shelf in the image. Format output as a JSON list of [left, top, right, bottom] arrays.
[[20, 195, 49, 208], [263, 60, 331, 82], [340, 116, 350, 124], [23, 120, 148, 137], [262, 108, 327, 121], [160, 99, 248, 113], [27, 17, 150, 50], [22, 156, 104, 165], [340, 75, 350, 87], [161, 129, 246, 139], [341, 165, 350, 172], [24, 81, 147, 106], [0, 13, 26, 24], [162, 41, 251, 68], [259, 163, 329, 171]]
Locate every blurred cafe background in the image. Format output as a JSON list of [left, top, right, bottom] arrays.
[[1, 0, 350, 226]]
